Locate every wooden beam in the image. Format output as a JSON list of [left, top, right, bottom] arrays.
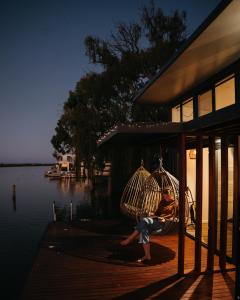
[[219, 136, 228, 270], [207, 136, 216, 272], [195, 135, 203, 273], [232, 137, 237, 262], [193, 95, 198, 119], [235, 69, 240, 104], [178, 133, 186, 276], [234, 135, 240, 298], [212, 85, 216, 112]]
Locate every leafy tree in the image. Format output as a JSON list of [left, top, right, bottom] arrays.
[[51, 0, 187, 174]]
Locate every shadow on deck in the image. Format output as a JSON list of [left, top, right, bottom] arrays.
[[21, 219, 235, 300]]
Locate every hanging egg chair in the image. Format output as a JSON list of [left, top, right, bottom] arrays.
[[120, 159, 192, 234], [120, 162, 151, 219]]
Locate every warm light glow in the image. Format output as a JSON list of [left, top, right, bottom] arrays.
[[172, 105, 181, 122], [215, 75, 235, 110], [182, 98, 193, 122], [198, 90, 212, 116], [189, 149, 196, 159]]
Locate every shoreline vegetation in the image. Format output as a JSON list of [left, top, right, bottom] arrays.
[[0, 163, 54, 168]]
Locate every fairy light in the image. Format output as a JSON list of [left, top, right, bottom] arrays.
[[97, 121, 175, 145]]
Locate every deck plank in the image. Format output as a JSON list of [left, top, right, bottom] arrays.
[[21, 220, 235, 299]]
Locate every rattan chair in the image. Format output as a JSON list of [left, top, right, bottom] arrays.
[[120, 159, 192, 234]]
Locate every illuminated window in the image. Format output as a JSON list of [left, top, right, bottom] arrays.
[[182, 98, 193, 122], [198, 90, 212, 116], [171, 105, 181, 122], [215, 75, 235, 110]]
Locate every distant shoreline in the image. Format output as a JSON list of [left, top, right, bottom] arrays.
[[0, 163, 54, 168]]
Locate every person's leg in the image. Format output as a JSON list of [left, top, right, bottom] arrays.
[[137, 242, 151, 262], [137, 218, 152, 261], [120, 229, 139, 245], [120, 218, 149, 246], [121, 218, 152, 262]]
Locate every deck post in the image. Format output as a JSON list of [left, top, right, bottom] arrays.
[[178, 133, 186, 276], [207, 135, 216, 272], [234, 135, 240, 299], [219, 136, 228, 270], [195, 135, 203, 273]]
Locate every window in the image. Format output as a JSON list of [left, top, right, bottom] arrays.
[[198, 90, 212, 117], [215, 75, 235, 110], [171, 105, 181, 122], [182, 98, 193, 122]]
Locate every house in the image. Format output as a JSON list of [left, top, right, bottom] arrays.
[[98, 0, 240, 297], [56, 153, 75, 172]]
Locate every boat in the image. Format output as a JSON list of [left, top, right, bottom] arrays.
[[44, 170, 61, 178], [60, 171, 76, 178]]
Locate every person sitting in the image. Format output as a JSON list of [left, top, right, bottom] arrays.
[[154, 188, 176, 219], [120, 189, 175, 262]]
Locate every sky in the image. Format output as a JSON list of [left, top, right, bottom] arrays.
[[0, 0, 220, 163]]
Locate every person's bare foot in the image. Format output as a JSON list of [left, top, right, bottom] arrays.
[[137, 256, 151, 262], [120, 239, 130, 246]]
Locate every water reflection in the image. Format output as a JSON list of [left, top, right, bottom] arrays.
[[1, 167, 118, 300], [49, 177, 115, 221], [12, 196, 17, 211], [55, 177, 92, 196]]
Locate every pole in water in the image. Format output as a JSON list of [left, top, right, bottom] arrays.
[[70, 200, 73, 222], [52, 201, 56, 222], [12, 185, 16, 211], [12, 184, 16, 199]]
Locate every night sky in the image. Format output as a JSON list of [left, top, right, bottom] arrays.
[[0, 0, 220, 163]]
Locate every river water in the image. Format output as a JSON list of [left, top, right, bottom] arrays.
[[0, 166, 110, 299]]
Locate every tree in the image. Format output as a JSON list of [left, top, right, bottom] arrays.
[[51, 1, 187, 173]]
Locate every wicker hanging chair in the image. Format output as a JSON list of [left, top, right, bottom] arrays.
[[120, 159, 191, 234], [120, 162, 151, 219]]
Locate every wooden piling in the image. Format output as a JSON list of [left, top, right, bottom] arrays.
[[70, 200, 73, 221], [52, 201, 56, 222], [12, 184, 16, 199]]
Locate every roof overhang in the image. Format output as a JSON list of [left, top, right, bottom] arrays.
[[135, 0, 240, 104], [97, 122, 183, 147]]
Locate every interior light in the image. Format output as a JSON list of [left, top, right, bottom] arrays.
[[189, 149, 196, 159]]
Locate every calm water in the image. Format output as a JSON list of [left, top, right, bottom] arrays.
[[0, 166, 105, 299]]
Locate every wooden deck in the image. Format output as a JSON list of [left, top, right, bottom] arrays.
[[21, 220, 235, 300], [186, 222, 233, 257]]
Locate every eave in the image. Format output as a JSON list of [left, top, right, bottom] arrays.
[[135, 0, 240, 104]]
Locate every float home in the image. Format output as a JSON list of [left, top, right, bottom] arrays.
[[98, 0, 240, 297]]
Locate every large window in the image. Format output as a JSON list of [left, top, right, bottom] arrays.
[[182, 98, 193, 122], [198, 90, 212, 117], [215, 75, 235, 110], [171, 105, 181, 122]]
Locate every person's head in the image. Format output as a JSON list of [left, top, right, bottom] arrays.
[[162, 189, 172, 201]]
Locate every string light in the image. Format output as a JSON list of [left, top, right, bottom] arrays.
[[97, 121, 173, 145]]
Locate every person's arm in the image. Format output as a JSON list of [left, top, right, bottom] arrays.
[[148, 212, 155, 217]]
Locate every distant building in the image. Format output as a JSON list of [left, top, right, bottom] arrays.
[[56, 153, 75, 172]]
